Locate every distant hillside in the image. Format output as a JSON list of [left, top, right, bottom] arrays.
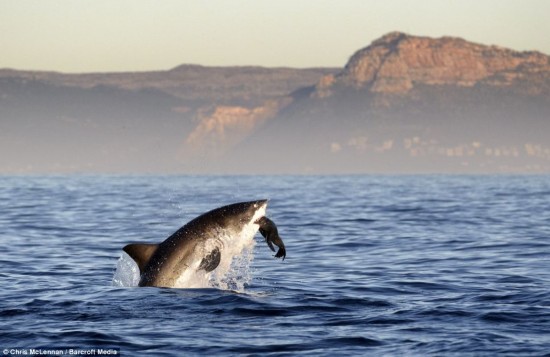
[[0, 66, 337, 107], [214, 32, 550, 174], [1, 33, 549, 174], [0, 66, 336, 173]]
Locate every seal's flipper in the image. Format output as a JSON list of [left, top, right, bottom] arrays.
[[198, 247, 221, 272], [256, 216, 286, 260], [266, 240, 276, 252], [260, 227, 277, 252], [270, 234, 286, 260], [273, 242, 286, 260], [123, 243, 159, 275]]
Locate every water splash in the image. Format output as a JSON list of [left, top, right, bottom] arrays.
[[112, 252, 140, 287], [210, 243, 255, 291]]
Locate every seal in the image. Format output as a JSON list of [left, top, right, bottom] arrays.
[[256, 216, 286, 260], [122, 200, 286, 287]]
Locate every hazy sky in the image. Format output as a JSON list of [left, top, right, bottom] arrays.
[[1, 0, 549, 73]]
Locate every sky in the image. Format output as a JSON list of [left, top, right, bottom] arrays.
[[1, 0, 549, 73]]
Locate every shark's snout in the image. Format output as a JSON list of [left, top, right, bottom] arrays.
[[253, 199, 268, 209]]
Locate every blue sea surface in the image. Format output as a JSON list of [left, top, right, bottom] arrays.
[[0, 175, 549, 356]]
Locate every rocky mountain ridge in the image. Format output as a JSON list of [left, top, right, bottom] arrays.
[[0, 65, 336, 173], [321, 32, 549, 95], [1, 32, 549, 173], [0, 65, 336, 106], [221, 32, 550, 173]]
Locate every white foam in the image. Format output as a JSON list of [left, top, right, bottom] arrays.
[[206, 230, 256, 291]]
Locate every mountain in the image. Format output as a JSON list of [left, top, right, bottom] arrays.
[[212, 32, 550, 174], [0, 66, 336, 173], [0, 65, 336, 107], [1, 32, 549, 174]]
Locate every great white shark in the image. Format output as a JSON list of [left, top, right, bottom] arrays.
[[122, 200, 286, 288]]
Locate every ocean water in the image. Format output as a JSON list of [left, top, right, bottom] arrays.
[[0, 175, 549, 356]]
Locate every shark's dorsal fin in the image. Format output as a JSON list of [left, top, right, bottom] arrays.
[[123, 243, 159, 275]]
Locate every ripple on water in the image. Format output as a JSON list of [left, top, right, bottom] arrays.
[[1, 175, 550, 356]]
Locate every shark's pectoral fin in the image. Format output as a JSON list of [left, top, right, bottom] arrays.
[[123, 243, 159, 275], [198, 247, 221, 272]]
